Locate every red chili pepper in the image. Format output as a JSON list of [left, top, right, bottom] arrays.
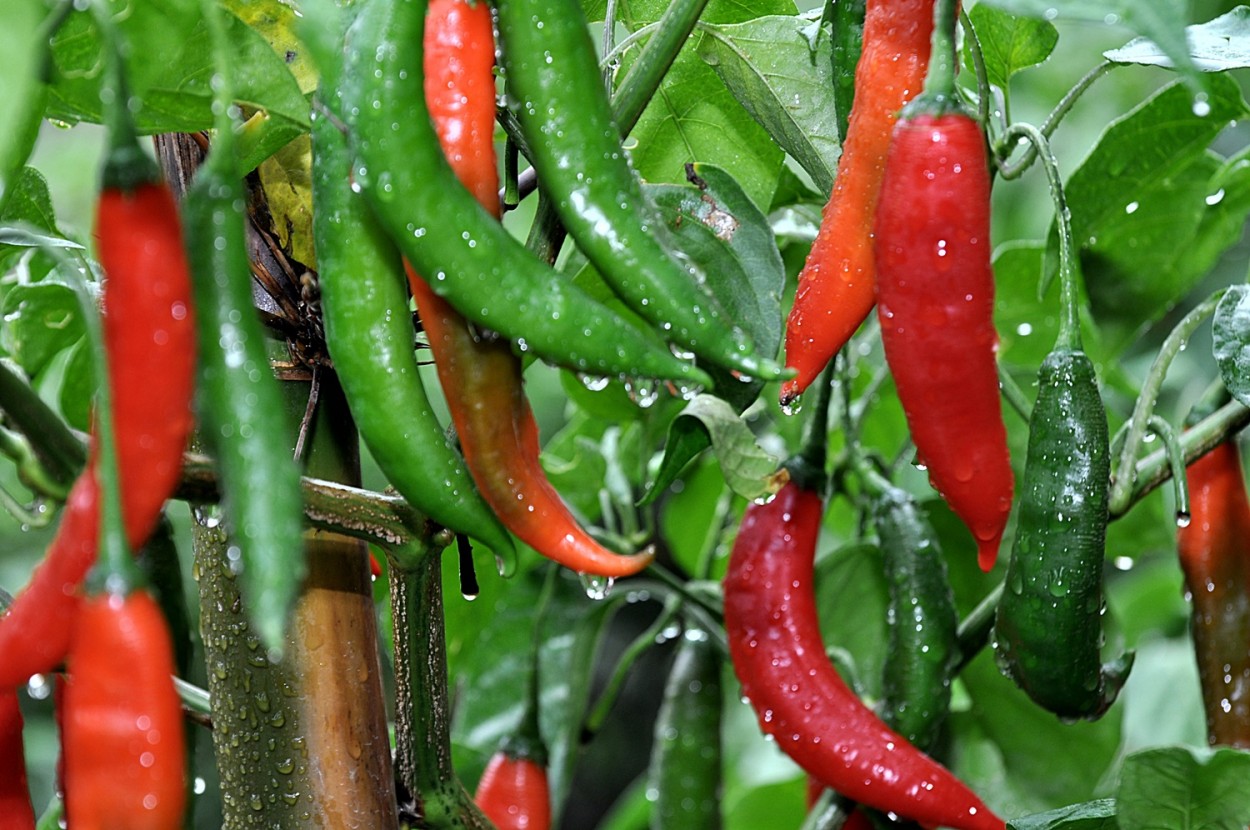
[[0, 177, 196, 687], [61, 590, 187, 830], [412, 0, 652, 578], [724, 475, 1003, 830], [0, 687, 35, 830], [1177, 440, 1250, 748], [780, 0, 937, 407], [474, 750, 552, 830], [873, 108, 1012, 572]]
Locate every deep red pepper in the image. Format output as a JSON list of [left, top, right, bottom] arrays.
[[0, 178, 196, 686], [474, 750, 552, 830], [872, 103, 1011, 571], [0, 686, 34, 830], [1177, 440, 1250, 747], [780, 0, 937, 406], [412, 0, 652, 578], [724, 469, 1003, 830], [61, 590, 187, 830]]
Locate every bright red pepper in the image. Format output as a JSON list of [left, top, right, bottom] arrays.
[[724, 475, 1003, 830], [474, 750, 552, 830], [1177, 440, 1250, 747], [873, 109, 1012, 572], [412, 0, 652, 578], [0, 687, 35, 830], [61, 590, 187, 830], [0, 177, 196, 687], [780, 0, 937, 406]]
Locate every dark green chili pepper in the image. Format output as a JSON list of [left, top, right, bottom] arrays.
[[991, 124, 1132, 720], [866, 475, 958, 752], [182, 41, 306, 652], [648, 626, 723, 830], [340, 0, 712, 389], [310, 59, 516, 569], [493, 0, 783, 382]]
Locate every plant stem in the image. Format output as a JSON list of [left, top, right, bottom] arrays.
[[0, 358, 84, 489], [998, 363, 1033, 423], [995, 61, 1115, 177], [922, 0, 959, 100], [1108, 290, 1225, 516], [955, 581, 1004, 672], [584, 593, 682, 735]]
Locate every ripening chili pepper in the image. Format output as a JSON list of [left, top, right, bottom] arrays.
[[406, 0, 651, 578], [493, 0, 781, 382], [0, 55, 195, 687], [647, 627, 723, 830], [310, 3, 516, 567], [780, 0, 937, 406], [872, 2, 1011, 572], [991, 122, 1130, 721], [724, 367, 1003, 830], [475, 751, 552, 830], [867, 473, 959, 752], [341, 0, 712, 388], [181, 19, 306, 651], [62, 590, 187, 830], [411, 277, 654, 577], [1176, 438, 1250, 746]]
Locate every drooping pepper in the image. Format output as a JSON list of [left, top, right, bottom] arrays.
[[409, 0, 652, 578], [0, 591, 34, 830], [493, 0, 781, 381], [781, 0, 937, 406], [341, 0, 712, 388], [474, 752, 552, 830], [723, 374, 1003, 830], [0, 27, 196, 687], [1177, 437, 1250, 747], [872, 0, 1011, 571], [990, 122, 1131, 720], [311, 0, 516, 567]]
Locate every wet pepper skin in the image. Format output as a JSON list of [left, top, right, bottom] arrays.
[[723, 479, 1004, 830], [873, 112, 1013, 572]]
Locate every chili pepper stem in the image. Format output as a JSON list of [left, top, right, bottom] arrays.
[[921, 0, 959, 102]]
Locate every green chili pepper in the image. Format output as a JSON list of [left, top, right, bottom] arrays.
[[182, 16, 306, 652], [991, 124, 1132, 720], [648, 626, 723, 830], [493, 0, 782, 381], [310, 65, 516, 569], [340, 0, 713, 388], [867, 477, 958, 752]]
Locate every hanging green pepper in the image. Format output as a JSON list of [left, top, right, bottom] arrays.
[[493, 0, 782, 381], [991, 123, 1132, 720], [310, 12, 516, 567], [181, 1, 306, 652], [647, 626, 724, 830], [340, 0, 712, 388]]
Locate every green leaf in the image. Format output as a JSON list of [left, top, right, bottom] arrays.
[[0, 0, 51, 208], [627, 46, 784, 210], [697, 14, 840, 194], [1105, 6, 1250, 73], [657, 394, 781, 502], [1117, 746, 1250, 829], [964, 3, 1058, 92], [45, 3, 308, 164], [1007, 799, 1117, 830], [813, 543, 889, 700], [978, 0, 1202, 93], [1055, 75, 1250, 352], [1, 169, 61, 236], [1212, 284, 1250, 408], [1, 282, 86, 378], [641, 165, 785, 503]]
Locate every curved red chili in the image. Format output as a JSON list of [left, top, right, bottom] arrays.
[[62, 590, 187, 830], [0, 179, 196, 687], [873, 110, 1012, 571], [724, 478, 1003, 830], [0, 687, 35, 830], [1177, 440, 1250, 747], [780, 0, 937, 406], [474, 750, 552, 830]]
